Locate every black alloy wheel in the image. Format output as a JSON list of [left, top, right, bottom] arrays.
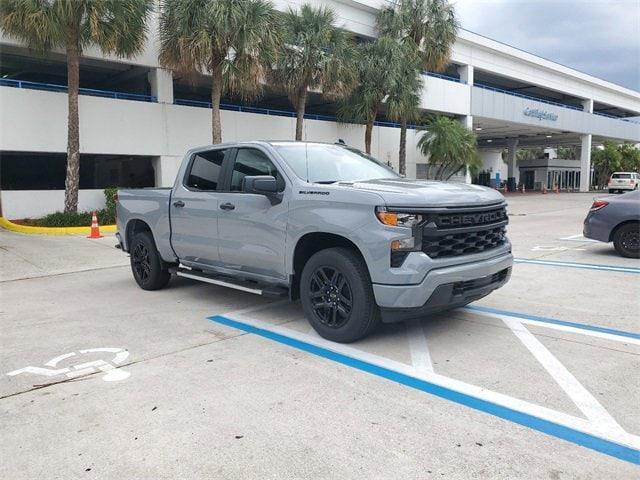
[[132, 242, 151, 282], [300, 247, 380, 343], [613, 223, 640, 258], [308, 266, 353, 328], [129, 231, 171, 290]]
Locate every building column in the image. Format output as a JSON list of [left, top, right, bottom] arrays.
[[506, 138, 519, 191], [579, 134, 592, 192], [457, 66, 474, 184], [457, 64, 474, 85], [459, 114, 473, 184], [148, 68, 174, 104], [152, 156, 182, 187], [582, 98, 594, 114]]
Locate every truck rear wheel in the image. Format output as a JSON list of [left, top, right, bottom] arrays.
[[300, 247, 379, 343], [130, 231, 171, 290]]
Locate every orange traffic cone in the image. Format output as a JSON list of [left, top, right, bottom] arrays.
[[88, 211, 103, 239]]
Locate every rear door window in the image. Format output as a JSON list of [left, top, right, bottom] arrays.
[[612, 173, 631, 179], [186, 149, 228, 190]]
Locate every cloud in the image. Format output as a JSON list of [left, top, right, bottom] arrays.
[[453, 0, 640, 91]]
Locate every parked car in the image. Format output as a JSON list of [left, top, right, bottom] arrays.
[[583, 190, 640, 258], [608, 172, 639, 193], [116, 141, 512, 342]]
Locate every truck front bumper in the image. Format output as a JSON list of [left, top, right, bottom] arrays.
[[373, 252, 513, 322]]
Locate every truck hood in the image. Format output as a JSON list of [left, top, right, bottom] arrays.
[[337, 178, 505, 207]]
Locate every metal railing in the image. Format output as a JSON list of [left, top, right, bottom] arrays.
[[424, 71, 465, 84], [174, 98, 420, 129], [474, 82, 583, 111], [592, 110, 640, 124], [0, 78, 157, 103], [4, 76, 637, 126]]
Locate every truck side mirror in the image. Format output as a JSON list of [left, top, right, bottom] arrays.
[[243, 175, 278, 194], [243, 175, 282, 204]]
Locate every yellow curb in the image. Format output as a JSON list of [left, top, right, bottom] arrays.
[[0, 217, 117, 235]]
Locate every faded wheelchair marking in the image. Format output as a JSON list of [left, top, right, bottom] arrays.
[[7, 348, 130, 382]]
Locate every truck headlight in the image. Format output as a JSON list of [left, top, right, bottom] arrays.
[[375, 207, 423, 228]]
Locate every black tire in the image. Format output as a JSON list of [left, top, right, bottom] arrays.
[[608, 189, 614, 194], [300, 247, 380, 343], [613, 223, 640, 258], [129, 231, 171, 290]]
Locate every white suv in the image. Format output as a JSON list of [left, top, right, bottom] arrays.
[[608, 172, 639, 193]]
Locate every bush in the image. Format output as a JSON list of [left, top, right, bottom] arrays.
[[24, 188, 117, 227], [104, 187, 117, 221]]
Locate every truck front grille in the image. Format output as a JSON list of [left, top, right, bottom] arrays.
[[419, 204, 508, 259]]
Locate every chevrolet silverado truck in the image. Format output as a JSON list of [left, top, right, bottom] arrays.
[[116, 141, 512, 342]]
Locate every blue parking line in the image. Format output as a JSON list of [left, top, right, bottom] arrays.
[[464, 305, 640, 341], [208, 314, 640, 465], [513, 258, 640, 274]]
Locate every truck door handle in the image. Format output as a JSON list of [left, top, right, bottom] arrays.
[[220, 202, 235, 211], [173, 200, 185, 208]]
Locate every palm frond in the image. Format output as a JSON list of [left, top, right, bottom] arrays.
[[417, 116, 479, 180]]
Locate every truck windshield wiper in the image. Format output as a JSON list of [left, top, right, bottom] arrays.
[[313, 180, 339, 184]]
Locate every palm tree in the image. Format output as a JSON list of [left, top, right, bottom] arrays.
[[273, 4, 356, 141], [159, 0, 280, 144], [385, 48, 423, 175], [338, 36, 405, 154], [378, 0, 458, 175], [0, 0, 152, 213], [417, 115, 480, 180]]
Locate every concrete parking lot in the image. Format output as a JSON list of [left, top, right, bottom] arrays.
[[1, 192, 638, 479]]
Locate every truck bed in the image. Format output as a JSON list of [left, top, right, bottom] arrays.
[[116, 188, 173, 256]]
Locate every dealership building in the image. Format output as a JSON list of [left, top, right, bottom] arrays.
[[1, 0, 639, 219]]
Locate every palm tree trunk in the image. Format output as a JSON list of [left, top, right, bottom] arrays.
[[64, 29, 81, 213], [399, 119, 407, 176], [364, 120, 374, 154], [295, 88, 308, 141], [211, 63, 223, 144]]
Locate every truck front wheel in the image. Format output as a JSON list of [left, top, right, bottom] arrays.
[[130, 231, 171, 290], [300, 247, 379, 343]]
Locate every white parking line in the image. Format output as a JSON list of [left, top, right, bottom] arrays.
[[502, 316, 626, 438], [467, 308, 640, 347], [212, 312, 640, 455], [560, 234, 598, 242], [406, 320, 434, 376]]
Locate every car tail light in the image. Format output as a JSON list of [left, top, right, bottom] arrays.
[[590, 200, 608, 211]]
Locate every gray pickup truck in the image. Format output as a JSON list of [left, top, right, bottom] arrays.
[[116, 141, 512, 342]]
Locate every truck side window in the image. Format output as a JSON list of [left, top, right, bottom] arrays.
[[186, 150, 226, 190], [230, 149, 285, 192]]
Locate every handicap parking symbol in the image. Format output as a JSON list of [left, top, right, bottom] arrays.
[[7, 348, 130, 382]]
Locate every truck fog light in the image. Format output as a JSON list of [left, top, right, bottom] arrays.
[[391, 238, 415, 251]]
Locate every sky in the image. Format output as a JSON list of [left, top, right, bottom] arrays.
[[453, 0, 640, 92]]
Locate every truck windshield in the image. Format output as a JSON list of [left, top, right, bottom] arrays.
[[273, 143, 398, 183]]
